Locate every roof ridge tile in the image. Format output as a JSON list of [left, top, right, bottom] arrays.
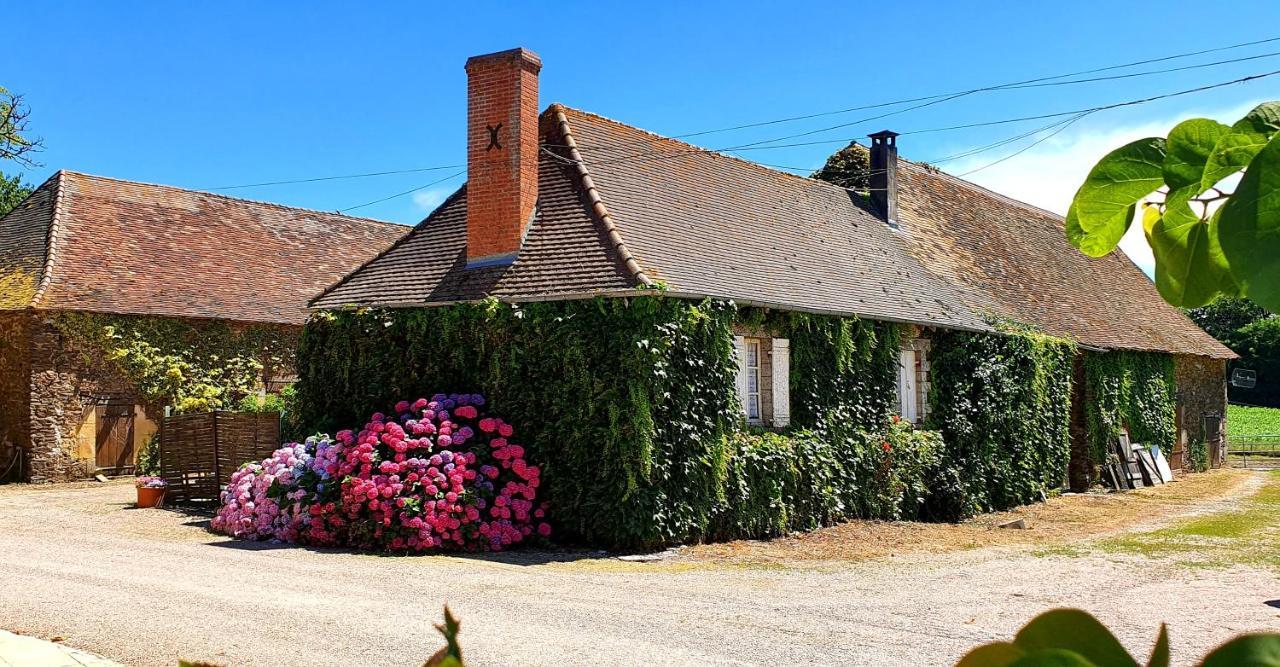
[[58, 170, 406, 229], [549, 105, 651, 287]]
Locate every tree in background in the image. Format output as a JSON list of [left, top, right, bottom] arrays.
[[811, 141, 871, 191], [0, 85, 39, 217], [1066, 102, 1280, 313], [0, 86, 42, 167], [1187, 296, 1278, 407], [0, 172, 32, 217]]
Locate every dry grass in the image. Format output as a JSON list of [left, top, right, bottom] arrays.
[[677, 469, 1253, 566]]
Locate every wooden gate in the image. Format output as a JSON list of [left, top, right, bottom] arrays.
[[159, 411, 280, 503], [95, 404, 136, 473]]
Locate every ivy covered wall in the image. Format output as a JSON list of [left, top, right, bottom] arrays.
[[297, 296, 740, 549], [298, 300, 1085, 546], [925, 326, 1076, 519], [0, 312, 31, 482], [1073, 350, 1177, 488], [18, 312, 299, 482]]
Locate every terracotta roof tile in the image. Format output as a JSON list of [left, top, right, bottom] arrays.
[[0, 171, 408, 325], [313, 104, 1233, 359]]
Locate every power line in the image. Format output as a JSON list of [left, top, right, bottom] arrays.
[[338, 170, 466, 213], [572, 53, 1280, 165], [546, 68, 1280, 171], [954, 112, 1094, 177], [204, 165, 464, 191], [552, 36, 1280, 154], [754, 114, 1091, 186]]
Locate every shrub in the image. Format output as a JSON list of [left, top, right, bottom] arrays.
[[211, 395, 549, 552], [1187, 439, 1210, 472], [711, 419, 944, 539], [136, 433, 161, 476]]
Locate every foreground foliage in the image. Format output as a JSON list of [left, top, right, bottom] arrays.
[[1066, 101, 1280, 312], [957, 607, 1280, 666]]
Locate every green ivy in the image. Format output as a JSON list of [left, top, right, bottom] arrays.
[[51, 312, 297, 414], [710, 421, 944, 540], [1187, 439, 1210, 472], [926, 325, 1076, 519], [1080, 351, 1177, 486], [736, 308, 900, 433], [296, 296, 738, 549]]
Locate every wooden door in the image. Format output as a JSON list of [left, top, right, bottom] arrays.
[[95, 404, 136, 473]]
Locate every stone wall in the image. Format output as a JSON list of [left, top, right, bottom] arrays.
[[27, 314, 137, 482], [0, 311, 31, 482], [1174, 354, 1228, 459]]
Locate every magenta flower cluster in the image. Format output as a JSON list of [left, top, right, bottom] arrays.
[[210, 394, 550, 552]]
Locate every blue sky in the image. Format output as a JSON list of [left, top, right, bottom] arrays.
[[7, 2, 1280, 272]]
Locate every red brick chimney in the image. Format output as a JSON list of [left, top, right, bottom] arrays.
[[464, 47, 542, 267]]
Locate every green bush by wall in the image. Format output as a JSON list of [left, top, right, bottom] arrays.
[[710, 420, 943, 540], [1080, 351, 1177, 484], [925, 326, 1076, 520]]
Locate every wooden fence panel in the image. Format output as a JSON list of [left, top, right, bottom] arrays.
[[159, 411, 280, 503]]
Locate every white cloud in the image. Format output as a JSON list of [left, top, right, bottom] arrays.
[[943, 99, 1263, 277], [411, 187, 451, 213]]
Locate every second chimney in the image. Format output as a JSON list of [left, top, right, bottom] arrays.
[[465, 47, 542, 267], [868, 130, 899, 228]]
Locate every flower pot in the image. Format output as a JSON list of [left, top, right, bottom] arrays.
[[136, 486, 166, 508]]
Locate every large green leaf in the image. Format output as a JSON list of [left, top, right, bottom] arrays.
[[1164, 119, 1229, 192], [957, 642, 1027, 667], [1013, 609, 1138, 667], [1068, 138, 1167, 256], [1202, 101, 1280, 191], [1146, 624, 1169, 667], [1008, 649, 1099, 667], [1200, 633, 1280, 666], [1219, 134, 1280, 312], [1149, 191, 1236, 307]]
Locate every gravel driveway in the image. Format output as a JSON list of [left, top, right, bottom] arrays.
[[0, 479, 1276, 666]]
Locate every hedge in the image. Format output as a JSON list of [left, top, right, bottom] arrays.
[[925, 326, 1076, 520], [710, 420, 943, 540]]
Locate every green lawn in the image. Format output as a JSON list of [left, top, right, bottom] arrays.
[[1228, 404, 1280, 439], [1100, 470, 1280, 571]]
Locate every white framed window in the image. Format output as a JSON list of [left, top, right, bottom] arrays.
[[898, 348, 918, 423], [745, 338, 762, 422]]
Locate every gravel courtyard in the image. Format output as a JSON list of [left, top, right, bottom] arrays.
[[1, 471, 1277, 666]]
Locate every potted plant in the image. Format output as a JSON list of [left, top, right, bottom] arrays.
[[135, 476, 168, 508]]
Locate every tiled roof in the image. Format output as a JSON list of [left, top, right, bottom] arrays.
[[313, 104, 1234, 359], [0, 171, 408, 325], [894, 163, 1234, 358]]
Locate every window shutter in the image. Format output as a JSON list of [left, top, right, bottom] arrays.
[[733, 335, 748, 418], [772, 338, 790, 428]]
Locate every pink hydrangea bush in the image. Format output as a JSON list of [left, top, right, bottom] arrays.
[[210, 441, 313, 540], [211, 394, 550, 553]]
